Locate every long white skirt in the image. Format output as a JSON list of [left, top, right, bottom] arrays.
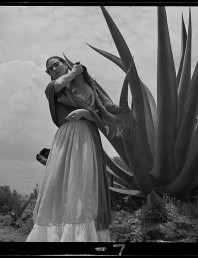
[[26, 120, 110, 242]]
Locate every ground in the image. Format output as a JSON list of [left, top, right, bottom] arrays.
[[109, 193, 198, 242], [0, 193, 198, 242], [0, 213, 32, 242], [0, 226, 26, 242]]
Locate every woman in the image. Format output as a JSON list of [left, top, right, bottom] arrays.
[[26, 56, 112, 242]]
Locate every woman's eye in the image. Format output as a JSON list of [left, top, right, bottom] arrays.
[[48, 62, 59, 72]]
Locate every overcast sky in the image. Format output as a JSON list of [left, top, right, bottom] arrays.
[[0, 5, 197, 195]]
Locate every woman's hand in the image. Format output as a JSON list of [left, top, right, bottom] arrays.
[[54, 63, 83, 94], [65, 109, 95, 122], [72, 63, 83, 76]]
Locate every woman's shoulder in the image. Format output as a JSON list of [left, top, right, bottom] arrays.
[[45, 81, 56, 99], [45, 81, 54, 89]]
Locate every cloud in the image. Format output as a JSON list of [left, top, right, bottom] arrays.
[[0, 59, 57, 194], [0, 60, 56, 162]]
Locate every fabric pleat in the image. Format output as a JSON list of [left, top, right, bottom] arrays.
[[26, 120, 110, 242]]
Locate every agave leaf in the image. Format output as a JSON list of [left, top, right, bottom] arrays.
[[107, 169, 136, 189], [120, 68, 156, 191], [119, 64, 131, 108], [176, 9, 192, 134], [151, 6, 177, 183], [174, 61, 198, 173], [107, 169, 139, 190], [109, 186, 144, 198], [112, 182, 126, 189], [187, 120, 198, 163], [121, 100, 156, 195], [101, 6, 132, 69], [127, 60, 154, 165], [141, 81, 156, 156], [167, 125, 198, 196], [62, 52, 74, 69], [104, 151, 140, 190], [176, 14, 187, 89], [122, 125, 155, 196], [142, 82, 157, 135], [86, 43, 124, 70]]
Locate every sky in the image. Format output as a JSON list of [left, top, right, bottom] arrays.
[[0, 5, 198, 195]]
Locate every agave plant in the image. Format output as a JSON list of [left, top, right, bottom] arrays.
[[61, 6, 198, 203]]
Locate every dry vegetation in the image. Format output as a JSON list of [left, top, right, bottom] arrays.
[[0, 191, 198, 242], [110, 193, 198, 242]]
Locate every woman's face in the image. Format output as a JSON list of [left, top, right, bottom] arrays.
[[47, 58, 68, 80]]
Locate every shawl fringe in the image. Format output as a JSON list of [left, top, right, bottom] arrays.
[[84, 72, 136, 138]]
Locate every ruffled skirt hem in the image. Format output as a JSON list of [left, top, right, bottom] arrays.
[[26, 220, 110, 242]]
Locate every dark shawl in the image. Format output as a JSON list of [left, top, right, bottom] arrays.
[[84, 73, 135, 138]]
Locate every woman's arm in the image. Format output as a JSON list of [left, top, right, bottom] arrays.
[[81, 110, 96, 121], [65, 109, 96, 122], [54, 64, 83, 94]]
